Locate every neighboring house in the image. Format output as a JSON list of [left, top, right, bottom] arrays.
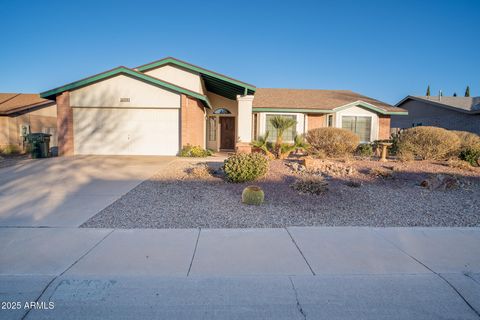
[[40, 57, 406, 156], [392, 96, 480, 134], [0, 93, 57, 150]]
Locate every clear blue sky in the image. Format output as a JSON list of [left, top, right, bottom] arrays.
[[1, 0, 478, 104]]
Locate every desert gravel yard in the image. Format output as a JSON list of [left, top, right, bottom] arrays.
[[81, 157, 480, 229]]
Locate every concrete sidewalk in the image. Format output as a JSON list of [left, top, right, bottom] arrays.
[[1, 227, 479, 319]]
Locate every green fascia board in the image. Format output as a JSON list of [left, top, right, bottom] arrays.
[[332, 100, 408, 115], [137, 57, 256, 92], [40, 67, 211, 108], [252, 108, 332, 113]]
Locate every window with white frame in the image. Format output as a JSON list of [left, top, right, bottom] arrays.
[[265, 114, 297, 142], [208, 116, 216, 141], [342, 116, 372, 142]]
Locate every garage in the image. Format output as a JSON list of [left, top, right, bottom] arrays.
[[73, 108, 179, 156]]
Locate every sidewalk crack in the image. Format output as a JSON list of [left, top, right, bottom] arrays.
[[285, 227, 315, 275], [21, 229, 115, 320], [373, 230, 480, 318], [289, 277, 307, 320], [187, 228, 201, 276]]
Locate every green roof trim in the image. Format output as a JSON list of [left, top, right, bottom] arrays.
[[332, 101, 408, 115], [40, 66, 212, 108], [137, 57, 256, 91], [252, 108, 331, 113]]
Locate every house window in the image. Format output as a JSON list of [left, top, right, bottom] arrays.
[[342, 116, 372, 142], [265, 114, 297, 142], [208, 116, 216, 141], [213, 108, 231, 115], [327, 114, 334, 127]]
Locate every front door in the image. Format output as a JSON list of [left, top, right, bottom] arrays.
[[220, 117, 235, 149]]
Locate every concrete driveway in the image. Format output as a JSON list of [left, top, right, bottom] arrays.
[[0, 156, 175, 227]]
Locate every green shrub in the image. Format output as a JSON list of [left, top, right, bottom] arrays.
[[305, 127, 359, 157], [179, 144, 212, 157], [396, 126, 460, 160], [452, 131, 480, 152], [223, 153, 268, 183], [356, 143, 373, 157], [459, 149, 480, 166], [0, 144, 22, 155]]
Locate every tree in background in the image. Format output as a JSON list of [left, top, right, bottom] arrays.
[[465, 86, 470, 97], [426, 85, 431, 96], [453, 92, 457, 97]]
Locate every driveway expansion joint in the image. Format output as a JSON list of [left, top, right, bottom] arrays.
[[289, 276, 307, 320]]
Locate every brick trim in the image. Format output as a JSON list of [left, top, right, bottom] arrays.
[[56, 92, 74, 155]]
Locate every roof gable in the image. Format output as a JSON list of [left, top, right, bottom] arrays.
[[40, 66, 211, 108], [136, 57, 256, 100]]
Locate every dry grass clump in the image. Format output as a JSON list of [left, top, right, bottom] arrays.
[[185, 163, 213, 178], [397, 126, 460, 160], [291, 176, 329, 195], [452, 131, 480, 152], [369, 167, 395, 179], [444, 159, 475, 171], [306, 127, 359, 158]]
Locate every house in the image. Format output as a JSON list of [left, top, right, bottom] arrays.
[[0, 93, 57, 150], [392, 96, 480, 134], [40, 57, 406, 156]]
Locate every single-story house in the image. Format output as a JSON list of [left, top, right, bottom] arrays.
[[392, 95, 480, 134], [40, 57, 407, 156], [0, 93, 57, 150]]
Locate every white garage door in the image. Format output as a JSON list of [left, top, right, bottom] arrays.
[[73, 108, 179, 155]]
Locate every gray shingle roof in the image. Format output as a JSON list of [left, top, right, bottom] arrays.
[[396, 96, 480, 114]]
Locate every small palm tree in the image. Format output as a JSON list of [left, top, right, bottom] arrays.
[[252, 131, 274, 158], [269, 115, 297, 158]]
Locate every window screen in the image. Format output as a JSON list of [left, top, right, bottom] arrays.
[[342, 116, 372, 142], [265, 115, 296, 142]]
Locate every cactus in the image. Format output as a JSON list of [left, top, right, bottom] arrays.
[[242, 186, 264, 205]]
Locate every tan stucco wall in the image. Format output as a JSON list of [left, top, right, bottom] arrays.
[[70, 74, 180, 108], [306, 114, 326, 131], [144, 64, 204, 94], [0, 104, 57, 148]]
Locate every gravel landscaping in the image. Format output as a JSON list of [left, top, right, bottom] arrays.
[[81, 157, 480, 229]]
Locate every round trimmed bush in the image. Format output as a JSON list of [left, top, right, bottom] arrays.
[[223, 153, 268, 183], [397, 126, 460, 160], [305, 127, 360, 157]]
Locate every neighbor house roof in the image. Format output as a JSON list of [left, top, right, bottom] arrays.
[[395, 95, 480, 114], [136, 57, 256, 99], [40, 66, 212, 108], [0, 93, 53, 115], [252, 88, 407, 115]]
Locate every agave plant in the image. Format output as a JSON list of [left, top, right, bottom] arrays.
[[269, 116, 297, 158], [251, 131, 274, 158]]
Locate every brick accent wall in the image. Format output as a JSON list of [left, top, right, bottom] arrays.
[[378, 115, 391, 140], [181, 94, 205, 148], [306, 114, 325, 131], [57, 92, 74, 155]]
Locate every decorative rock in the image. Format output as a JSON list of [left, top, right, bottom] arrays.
[[242, 186, 265, 205], [420, 174, 462, 190]]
